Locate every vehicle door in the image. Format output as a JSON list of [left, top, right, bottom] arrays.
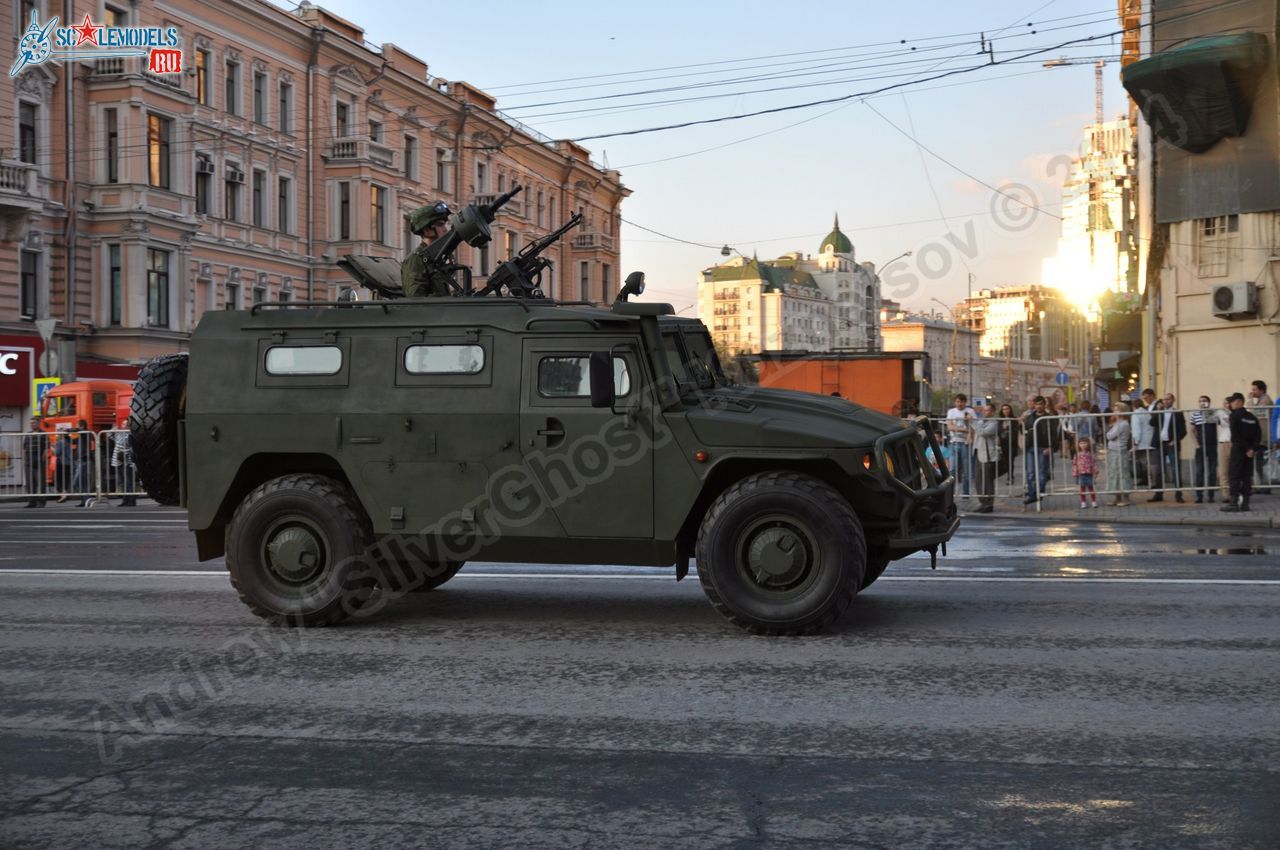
[[518, 336, 654, 538]]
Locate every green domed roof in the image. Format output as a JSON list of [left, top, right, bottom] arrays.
[[820, 213, 853, 255]]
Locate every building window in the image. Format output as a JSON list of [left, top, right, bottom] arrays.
[[368, 119, 382, 142], [579, 261, 589, 299], [195, 48, 209, 105], [537, 190, 545, 228], [549, 197, 557, 225], [476, 160, 488, 193], [104, 4, 127, 26], [403, 135, 417, 180], [252, 70, 266, 124], [278, 81, 292, 133], [252, 285, 266, 304], [224, 163, 243, 222], [337, 181, 351, 240], [104, 107, 118, 183], [108, 244, 122, 326], [225, 60, 240, 115], [252, 169, 266, 227], [146, 248, 170, 327], [19, 250, 38, 320], [371, 185, 387, 244], [147, 113, 171, 189], [225, 282, 239, 310], [277, 176, 291, 233], [18, 101, 37, 164], [195, 154, 212, 215], [335, 101, 350, 137], [602, 263, 611, 303], [497, 173, 505, 194], [1198, 214, 1239, 277], [504, 230, 517, 257], [435, 148, 450, 192], [278, 288, 292, 304], [478, 243, 490, 277]]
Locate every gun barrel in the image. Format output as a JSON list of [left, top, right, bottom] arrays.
[[483, 184, 522, 221]]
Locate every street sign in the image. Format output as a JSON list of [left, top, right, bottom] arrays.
[[34, 319, 56, 343], [32, 376, 59, 411], [1054, 357, 1070, 370], [1054, 371, 1069, 386], [37, 348, 58, 377]]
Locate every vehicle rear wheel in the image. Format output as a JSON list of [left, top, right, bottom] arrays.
[[128, 353, 187, 506], [695, 471, 865, 635], [860, 546, 891, 590], [226, 474, 377, 626]]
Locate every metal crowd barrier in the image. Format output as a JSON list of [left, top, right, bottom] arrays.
[[0, 429, 146, 506], [924, 404, 1278, 510]]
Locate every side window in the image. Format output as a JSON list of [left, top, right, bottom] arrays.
[[538, 355, 631, 398], [404, 344, 484, 375], [264, 345, 342, 375]]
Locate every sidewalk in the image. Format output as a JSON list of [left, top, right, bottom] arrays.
[[957, 491, 1280, 528]]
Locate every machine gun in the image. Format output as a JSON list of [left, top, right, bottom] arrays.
[[418, 185, 522, 294], [472, 212, 584, 298]]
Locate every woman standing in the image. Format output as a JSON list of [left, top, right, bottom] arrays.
[[1106, 402, 1134, 506]]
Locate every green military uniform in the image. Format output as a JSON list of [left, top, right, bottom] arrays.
[[401, 248, 456, 297], [402, 201, 454, 297]]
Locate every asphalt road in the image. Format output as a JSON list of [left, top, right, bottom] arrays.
[[1, 504, 1278, 848]]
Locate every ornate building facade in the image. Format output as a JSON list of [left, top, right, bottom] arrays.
[[0, 0, 627, 420]]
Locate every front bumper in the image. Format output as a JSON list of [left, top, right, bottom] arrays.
[[873, 416, 960, 554]]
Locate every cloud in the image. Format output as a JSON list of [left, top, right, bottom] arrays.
[[952, 178, 983, 195]]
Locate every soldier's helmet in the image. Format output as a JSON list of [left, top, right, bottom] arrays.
[[409, 201, 451, 235]]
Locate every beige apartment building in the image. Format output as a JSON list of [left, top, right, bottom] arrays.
[[0, 0, 627, 420]]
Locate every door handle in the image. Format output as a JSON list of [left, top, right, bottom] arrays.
[[537, 417, 566, 447]]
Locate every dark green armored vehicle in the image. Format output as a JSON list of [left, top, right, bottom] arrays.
[[130, 295, 956, 634], [130, 193, 956, 635]]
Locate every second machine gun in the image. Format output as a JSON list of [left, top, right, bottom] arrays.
[[419, 183, 583, 298]]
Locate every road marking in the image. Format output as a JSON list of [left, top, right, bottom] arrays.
[[0, 569, 1277, 586]]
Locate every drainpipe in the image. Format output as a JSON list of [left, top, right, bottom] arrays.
[[453, 100, 469, 208], [63, 0, 76, 329], [305, 26, 322, 301]]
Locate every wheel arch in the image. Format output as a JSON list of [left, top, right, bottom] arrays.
[[194, 453, 359, 561], [675, 456, 859, 560]]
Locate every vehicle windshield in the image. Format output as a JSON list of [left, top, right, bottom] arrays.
[[660, 326, 727, 390]]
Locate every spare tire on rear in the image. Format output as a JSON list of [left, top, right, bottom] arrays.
[[129, 353, 188, 506]]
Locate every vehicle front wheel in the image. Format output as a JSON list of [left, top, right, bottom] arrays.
[[226, 474, 377, 626], [695, 472, 865, 635]]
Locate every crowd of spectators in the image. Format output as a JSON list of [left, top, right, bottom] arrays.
[[934, 379, 1277, 513]]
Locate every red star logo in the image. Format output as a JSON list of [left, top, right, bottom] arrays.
[[71, 14, 102, 47]]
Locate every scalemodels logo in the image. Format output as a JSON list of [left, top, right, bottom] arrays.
[[10, 11, 182, 77]]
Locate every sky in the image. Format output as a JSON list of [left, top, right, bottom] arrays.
[[277, 0, 1133, 313]]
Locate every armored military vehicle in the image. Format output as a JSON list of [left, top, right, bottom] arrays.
[[130, 197, 957, 635]]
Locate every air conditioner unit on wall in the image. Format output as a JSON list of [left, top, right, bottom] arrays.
[[226, 167, 245, 184], [1212, 282, 1258, 319], [196, 157, 216, 175]]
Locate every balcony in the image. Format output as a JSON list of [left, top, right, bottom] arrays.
[[0, 161, 42, 239], [91, 57, 126, 77], [572, 232, 615, 251], [325, 136, 398, 170]]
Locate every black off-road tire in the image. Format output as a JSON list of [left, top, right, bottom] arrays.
[[695, 471, 866, 635], [226, 474, 378, 626], [860, 546, 892, 591], [128, 353, 188, 506]]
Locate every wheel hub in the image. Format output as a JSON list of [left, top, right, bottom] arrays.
[[265, 525, 325, 584], [745, 523, 811, 588]]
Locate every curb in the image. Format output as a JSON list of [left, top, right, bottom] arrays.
[[957, 510, 1275, 529]]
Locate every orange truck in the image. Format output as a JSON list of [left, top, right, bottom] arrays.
[[741, 351, 927, 416], [39, 379, 135, 431]]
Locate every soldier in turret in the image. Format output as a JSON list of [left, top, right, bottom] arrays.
[[402, 201, 455, 297]]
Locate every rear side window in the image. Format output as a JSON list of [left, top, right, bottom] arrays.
[[264, 345, 342, 375], [404, 344, 485, 375], [538, 355, 631, 398]]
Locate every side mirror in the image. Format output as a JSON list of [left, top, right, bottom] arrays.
[[615, 270, 646, 303], [588, 351, 615, 409]]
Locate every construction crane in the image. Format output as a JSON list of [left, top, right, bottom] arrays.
[[1044, 57, 1106, 127]]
